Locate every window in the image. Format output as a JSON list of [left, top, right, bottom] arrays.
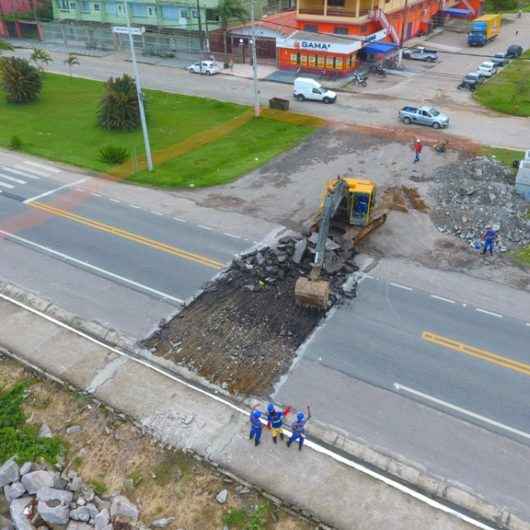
[[300, 54, 307, 64], [304, 24, 317, 32], [117, 3, 124, 14], [94, 2, 100, 9], [206, 8, 219, 20], [58, 0, 69, 9], [317, 55, 325, 67], [191, 8, 198, 17], [131, 3, 147, 16], [308, 55, 316, 66], [325, 56, 334, 68], [335, 57, 343, 69], [312, 88, 321, 94], [334, 26, 348, 35], [289, 53, 298, 64], [180, 8, 189, 18], [147, 6, 154, 15], [328, 0, 345, 6], [69, 2, 76, 8], [80, 1, 89, 11], [162, 5, 177, 19]]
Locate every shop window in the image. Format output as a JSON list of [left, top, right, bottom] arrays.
[[300, 55, 308, 64], [304, 24, 317, 32], [348, 55, 353, 67], [325, 56, 334, 68], [308, 55, 316, 66], [334, 27, 348, 35], [94, 3, 100, 10], [290, 53, 299, 64], [335, 57, 343, 69], [328, 0, 345, 5], [317, 55, 325, 67]]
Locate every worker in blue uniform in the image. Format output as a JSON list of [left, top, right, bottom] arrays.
[[266, 403, 291, 444], [286, 406, 311, 451], [481, 225, 497, 255], [249, 407, 264, 447]]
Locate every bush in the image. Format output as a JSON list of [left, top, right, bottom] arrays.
[[98, 74, 141, 131], [0, 57, 42, 104], [98, 145, 129, 165], [8, 135, 22, 150]]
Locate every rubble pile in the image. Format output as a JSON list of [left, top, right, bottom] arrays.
[[145, 233, 359, 395], [430, 157, 530, 250]]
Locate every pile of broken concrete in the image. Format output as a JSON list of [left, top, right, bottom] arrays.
[[0, 457, 140, 530], [232, 233, 359, 307], [430, 157, 529, 250]]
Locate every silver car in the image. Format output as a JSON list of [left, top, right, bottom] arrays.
[[399, 105, 449, 129]]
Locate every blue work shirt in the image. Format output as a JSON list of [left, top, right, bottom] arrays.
[[484, 229, 496, 242], [268, 410, 284, 429]]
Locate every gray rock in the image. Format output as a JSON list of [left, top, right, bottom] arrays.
[[19, 464, 32, 477], [150, 517, 176, 528], [36, 487, 73, 524], [70, 506, 91, 522], [292, 239, 307, 264], [110, 495, 139, 521], [94, 509, 109, 530], [38, 424, 52, 439], [0, 459, 20, 488], [66, 523, 93, 530], [9, 496, 35, 530], [66, 425, 82, 435], [4, 482, 26, 502], [0, 514, 14, 530], [215, 489, 228, 504], [77, 497, 86, 506], [21, 471, 55, 495], [93, 496, 110, 512], [79, 486, 94, 503], [86, 503, 99, 519], [68, 476, 83, 492]]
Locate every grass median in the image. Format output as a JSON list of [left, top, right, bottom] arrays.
[[0, 73, 315, 187], [474, 51, 530, 117]]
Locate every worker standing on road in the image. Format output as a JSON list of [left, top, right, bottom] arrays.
[[249, 407, 264, 447], [287, 406, 311, 451], [266, 403, 291, 444], [413, 138, 423, 163], [481, 225, 497, 256]]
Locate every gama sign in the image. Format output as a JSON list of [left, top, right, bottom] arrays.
[[278, 35, 362, 54]]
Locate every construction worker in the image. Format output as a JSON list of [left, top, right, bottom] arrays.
[[414, 138, 423, 163], [286, 406, 311, 451], [481, 225, 497, 256], [266, 403, 291, 444], [249, 407, 264, 447]]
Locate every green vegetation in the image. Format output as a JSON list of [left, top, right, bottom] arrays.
[[480, 146, 524, 170], [88, 478, 108, 496], [127, 468, 144, 488], [0, 381, 63, 464], [64, 53, 80, 78], [30, 48, 52, 71], [223, 503, 269, 530], [8, 135, 22, 151], [513, 245, 530, 266], [99, 145, 129, 164], [0, 57, 42, 104], [475, 57, 530, 117], [98, 74, 141, 131], [0, 73, 313, 188], [152, 452, 190, 486]]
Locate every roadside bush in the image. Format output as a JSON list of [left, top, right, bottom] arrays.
[[98, 145, 129, 165], [8, 135, 22, 150], [0, 57, 42, 104], [98, 74, 141, 131]]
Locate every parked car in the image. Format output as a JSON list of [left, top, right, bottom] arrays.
[[491, 52, 509, 67], [187, 60, 221, 75], [293, 77, 337, 104], [477, 61, 498, 77], [457, 74, 480, 91], [506, 44, 523, 58], [402, 47, 439, 62], [399, 106, 449, 128]]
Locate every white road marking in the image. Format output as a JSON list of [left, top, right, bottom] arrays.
[[430, 294, 456, 304], [198, 224, 213, 231], [23, 160, 61, 173], [223, 232, 242, 239], [389, 282, 413, 291], [151, 211, 164, 216], [10, 167, 42, 179], [91, 192, 102, 198], [130, 204, 141, 209], [173, 217, 186, 223], [526, 323, 530, 327], [0, 292, 501, 530], [476, 308, 503, 319], [0, 229, 184, 305], [75, 188, 86, 193], [0, 180, 14, 189], [109, 199, 120, 204], [24, 178, 89, 204], [394, 383, 530, 441], [0, 173, 26, 184]]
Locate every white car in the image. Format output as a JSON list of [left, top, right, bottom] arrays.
[[477, 61, 497, 77], [293, 77, 336, 104], [187, 60, 221, 75]]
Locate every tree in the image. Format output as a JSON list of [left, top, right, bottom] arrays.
[[30, 48, 52, 71], [0, 57, 42, 103], [98, 74, 141, 131], [217, 0, 248, 68], [64, 53, 80, 78], [0, 40, 14, 54]]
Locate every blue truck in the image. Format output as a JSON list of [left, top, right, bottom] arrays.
[[468, 14, 502, 46]]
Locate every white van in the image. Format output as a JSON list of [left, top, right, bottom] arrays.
[[293, 77, 337, 104]]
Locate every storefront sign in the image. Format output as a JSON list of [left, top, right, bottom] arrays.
[[361, 29, 388, 43], [277, 35, 362, 54], [300, 40, 331, 50]]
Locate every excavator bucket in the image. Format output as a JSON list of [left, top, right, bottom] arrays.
[[294, 277, 330, 310]]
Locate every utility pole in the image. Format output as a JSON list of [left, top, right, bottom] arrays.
[[114, 6, 154, 172], [250, 0, 260, 117], [196, 0, 204, 54], [398, 0, 409, 66]]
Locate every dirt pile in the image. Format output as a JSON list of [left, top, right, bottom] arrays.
[[382, 185, 429, 212], [144, 235, 358, 395], [430, 157, 530, 250]]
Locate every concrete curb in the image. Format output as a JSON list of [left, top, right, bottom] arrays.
[[0, 279, 528, 530]]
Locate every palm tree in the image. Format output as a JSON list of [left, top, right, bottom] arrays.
[[217, 0, 247, 67], [0, 57, 42, 103], [0, 40, 14, 54], [64, 53, 80, 78], [30, 48, 52, 71]]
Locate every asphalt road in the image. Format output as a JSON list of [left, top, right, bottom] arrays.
[[0, 156, 255, 335], [274, 275, 530, 519]]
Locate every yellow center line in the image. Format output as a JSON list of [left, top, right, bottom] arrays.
[[29, 201, 225, 270], [422, 331, 530, 378]]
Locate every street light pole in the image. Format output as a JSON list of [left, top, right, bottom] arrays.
[[250, 0, 260, 117], [398, 0, 409, 66], [123, 3, 154, 172]]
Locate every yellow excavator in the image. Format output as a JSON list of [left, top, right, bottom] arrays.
[[294, 177, 387, 310]]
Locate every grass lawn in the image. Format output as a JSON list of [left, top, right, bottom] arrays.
[[474, 55, 530, 117], [480, 146, 524, 170], [0, 73, 314, 187]]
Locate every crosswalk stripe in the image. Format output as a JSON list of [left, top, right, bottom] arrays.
[[23, 161, 60, 173], [8, 167, 42, 180], [0, 173, 26, 185], [0, 181, 14, 189]]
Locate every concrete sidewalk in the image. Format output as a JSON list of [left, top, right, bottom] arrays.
[[0, 292, 502, 530]]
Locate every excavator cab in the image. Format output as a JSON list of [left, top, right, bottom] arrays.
[[325, 178, 376, 228]]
